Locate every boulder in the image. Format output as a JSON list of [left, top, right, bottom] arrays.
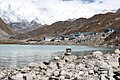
[[0, 72, 6, 79], [54, 56, 60, 60], [64, 55, 77, 62], [39, 62, 47, 69], [20, 67, 31, 73], [92, 51, 103, 58], [65, 63, 75, 69], [65, 72, 73, 79], [57, 60, 66, 69], [114, 49, 120, 54], [78, 71, 84, 76], [59, 75, 65, 80], [46, 69, 53, 77], [48, 62, 58, 71], [88, 70, 94, 75], [53, 70, 60, 77], [60, 71, 67, 76]]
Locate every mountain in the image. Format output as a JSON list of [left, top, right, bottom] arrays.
[[0, 17, 14, 43], [0, 18, 14, 35], [0, 0, 117, 25], [9, 20, 43, 33], [10, 10, 120, 46]]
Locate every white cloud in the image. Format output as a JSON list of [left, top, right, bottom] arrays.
[[0, 0, 120, 24]]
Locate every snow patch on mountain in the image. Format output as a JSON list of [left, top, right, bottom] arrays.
[[0, 0, 118, 25]]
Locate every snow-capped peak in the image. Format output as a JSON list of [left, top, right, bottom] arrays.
[[0, 0, 119, 25]]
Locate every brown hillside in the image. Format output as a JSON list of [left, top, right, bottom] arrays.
[[0, 18, 14, 35], [10, 11, 120, 45]]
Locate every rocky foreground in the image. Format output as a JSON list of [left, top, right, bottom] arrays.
[[0, 49, 120, 80]]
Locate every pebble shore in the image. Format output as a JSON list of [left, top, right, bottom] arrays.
[[0, 49, 120, 80]]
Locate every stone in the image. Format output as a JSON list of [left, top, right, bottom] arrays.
[[60, 71, 67, 76], [64, 55, 77, 62], [57, 60, 66, 69], [108, 61, 119, 68], [53, 70, 60, 77], [114, 49, 120, 54], [0, 72, 6, 79], [65, 52, 72, 55], [48, 62, 58, 71], [78, 71, 84, 75], [54, 56, 60, 60], [65, 72, 72, 79], [99, 74, 108, 80], [76, 63, 85, 70], [85, 61, 94, 69], [41, 76, 49, 80], [59, 75, 65, 80], [49, 76, 59, 80], [46, 69, 53, 77], [28, 62, 40, 68], [89, 70, 94, 75], [39, 62, 47, 69], [20, 67, 31, 73], [92, 51, 103, 58], [65, 63, 75, 69]]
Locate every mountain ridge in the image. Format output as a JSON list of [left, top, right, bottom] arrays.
[[9, 11, 120, 46]]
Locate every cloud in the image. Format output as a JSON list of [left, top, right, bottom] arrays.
[[0, 0, 120, 24]]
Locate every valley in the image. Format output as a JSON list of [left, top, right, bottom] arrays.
[[0, 9, 120, 47]]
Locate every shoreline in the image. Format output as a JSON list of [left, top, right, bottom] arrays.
[[0, 49, 120, 80]]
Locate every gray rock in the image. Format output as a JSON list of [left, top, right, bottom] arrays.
[[60, 71, 67, 76], [39, 62, 47, 69], [59, 75, 65, 80], [92, 51, 103, 58], [114, 49, 120, 54], [53, 70, 60, 77], [20, 67, 31, 73], [65, 72, 72, 79], [0, 72, 6, 79], [48, 62, 58, 71], [88, 70, 94, 75], [46, 69, 53, 77], [64, 55, 77, 62]]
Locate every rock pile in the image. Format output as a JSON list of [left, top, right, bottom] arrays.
[[0, 49, 120, 80]]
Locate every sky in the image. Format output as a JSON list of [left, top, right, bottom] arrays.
[[0, 0, 120, 24]]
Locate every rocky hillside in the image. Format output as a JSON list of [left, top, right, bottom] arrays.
[[10, 10, 120, 45], [9, 20, 43, 34], [0, 18, 14, 35]]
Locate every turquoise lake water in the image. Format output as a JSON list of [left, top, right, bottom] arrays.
[[0, 44, 113, 68]]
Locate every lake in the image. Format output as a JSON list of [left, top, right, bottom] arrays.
[[0, 44, 113, 68]]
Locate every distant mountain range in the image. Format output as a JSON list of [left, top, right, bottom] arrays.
[[9, 20, 43, 33], [9, 9, 120, 46], [0, 8, 120, 46]]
